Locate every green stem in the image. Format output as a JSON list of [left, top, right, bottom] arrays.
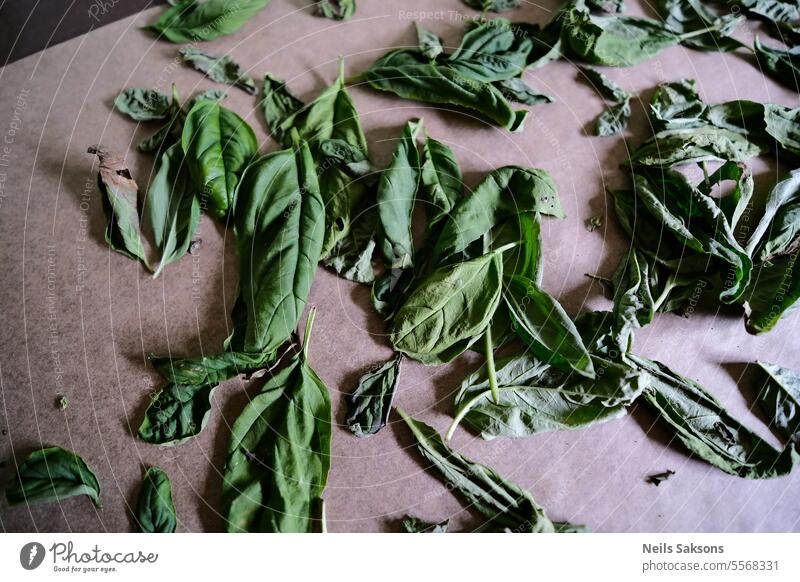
[[445, 389, 493, 442], [493, 241, 521, 255], [484, 326, 500, 405], [343, 73, 365, 85], [652, 278, 677, 312], [701, 161, 710, 190], [302, 306, 317, 360]]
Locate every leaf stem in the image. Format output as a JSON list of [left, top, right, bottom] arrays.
[[445, 389, 493, 442], [302, 306, 317, 360], [652, 278, 677, 312], [493, 241, 521, 255], [484, 326, 500, 405]]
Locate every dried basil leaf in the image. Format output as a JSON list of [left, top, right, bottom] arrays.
[[315, 0, 355, 20], [179, 48, 256, 95], [87, 145, 149, 267], [346, 354, 402, 437], [114, 88, 172, 121], [757, 361, 800, 444], [398, 409, 585, 532]]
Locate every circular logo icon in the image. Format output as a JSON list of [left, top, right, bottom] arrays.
[[20, 542, 46, 570]]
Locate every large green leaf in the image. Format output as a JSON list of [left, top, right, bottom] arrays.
[[391, 253, 503, 364], [181, 100, 257, 219], [279, 66, 369, 256], [446, 18, 532, 83], [377, 120, 422, 269], [144, 0, 270, 43], [146, 143, 200, 277], [229, 140, 325, 354], [362, 50, 526, 132], [6, 447, 100, 507], [222, 310, 332, 532]]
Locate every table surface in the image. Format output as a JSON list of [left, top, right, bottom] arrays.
[[1, 0, 799, 533]]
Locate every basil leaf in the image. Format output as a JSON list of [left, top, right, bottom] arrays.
[[114, 88, 172, 121], [181, 100, 257, 219], [138, 382, 216, 446], [629, 126, 763, 167], [581, 67, 630, 103], [362, 52, 525, 132], [610, 248, 654, 353], [745, 168, 800, 259], [496, 77, 553, 105], [634, 355, 799, 478], [179, 48, 256, 95], [658, 0, 745, 52], [462, 0, 521, 12], [420, 133, 463, 229], [743, 254, 800, 333], [755, 37, 800, 90], [315, 0, 355, 20], [698, 161, 754, 232], [87, 146, 149, 267], [631, 168, 752, 303], [230, 139, 324, 354], [650, 79, 706, 131], [734, 0, 800, 23], [596, 101, 631, 137], [447, 18, 532, 83], [562, 4, 683, 66], [149, 350, 275, 386], [222, 309, 332, 532], [135, 467, 177, 533], [505, 275, 596, 378], [416, 23, 443, 60], [377, 120, 422, 269], [450, 353, 646, 439], [402, 516, 449, 533], [279, 65, 369, 256], [705, 101, 800, 158], [397, 409, 585, 532], [146, 144, 201, 277], [434, 166, 562, 259], [757, 361, 800, 443], [145, 0, 270, 43], [391, 253, 503, 364], [346, 353, 402, 437], [6, 446, 100, 507], [260, 73, 304, 142], [321, 205, 378, 283], [188, 89, 228, 108], [580, 67, 632, 136]]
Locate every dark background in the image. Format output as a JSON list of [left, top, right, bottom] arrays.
[[0, 0, 166, 65]]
